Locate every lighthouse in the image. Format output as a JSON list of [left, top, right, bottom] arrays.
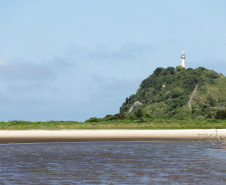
[[181, 51, 185, 68]]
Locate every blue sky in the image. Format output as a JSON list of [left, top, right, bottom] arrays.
[[0, 0, 226, 121]]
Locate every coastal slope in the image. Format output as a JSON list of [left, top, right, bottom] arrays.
[[120, 67, 226, 120]]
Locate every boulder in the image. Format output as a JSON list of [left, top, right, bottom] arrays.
[[128, 101, 142, 113]]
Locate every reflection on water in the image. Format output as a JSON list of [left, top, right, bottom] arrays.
[[0, 141, 226, 184]]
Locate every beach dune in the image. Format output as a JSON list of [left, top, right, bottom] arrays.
[[1, 129, 226, 144]]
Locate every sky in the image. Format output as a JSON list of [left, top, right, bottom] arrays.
[[0, 0, 226, 122]]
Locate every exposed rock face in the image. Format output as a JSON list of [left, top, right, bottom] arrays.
[[128, 101, 142, 113]]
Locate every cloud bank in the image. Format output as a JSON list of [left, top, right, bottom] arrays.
[[0, 58, 55, 81]]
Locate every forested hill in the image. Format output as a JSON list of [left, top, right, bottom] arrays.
[[120, 66, 226, 120]]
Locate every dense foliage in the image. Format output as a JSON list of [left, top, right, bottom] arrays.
[[83, 113, 226, 129], [120, 67, 226, 120], [215, 110, 226, 120]]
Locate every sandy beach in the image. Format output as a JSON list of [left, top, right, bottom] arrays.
[[0, 129, 226, 144]]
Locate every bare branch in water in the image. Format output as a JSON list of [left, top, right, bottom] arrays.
[[198, 129, 226, 149]]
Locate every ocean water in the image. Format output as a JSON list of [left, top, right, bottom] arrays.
[[0, 141, 226, 184]]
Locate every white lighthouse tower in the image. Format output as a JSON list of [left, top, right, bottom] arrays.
[[181, 51, 186, 68]]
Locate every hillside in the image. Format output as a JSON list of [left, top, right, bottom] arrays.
[[120, 67, 226, 120]]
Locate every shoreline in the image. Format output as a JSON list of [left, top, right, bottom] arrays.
[[0, 129, 226, 144]]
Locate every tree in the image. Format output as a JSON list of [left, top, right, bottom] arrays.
[[187, 68, 193, 71], [176, 65, 184, 71], [166, 67, 175, 75], [85, 117, 100, 122], [126, 97, 129, 104], [154, 67, 164, 76]]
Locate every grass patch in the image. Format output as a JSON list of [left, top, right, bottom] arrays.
[[0, 119, 225, 130]]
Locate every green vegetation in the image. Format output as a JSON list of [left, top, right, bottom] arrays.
[[120, 67, 226, 120], [0, 120, 82, 130], [215, 110, 226, 120], [0, 67, 226, 130], [0, 118, 226, 130]]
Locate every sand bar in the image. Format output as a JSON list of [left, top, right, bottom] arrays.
[[0, 129, 226, 144]]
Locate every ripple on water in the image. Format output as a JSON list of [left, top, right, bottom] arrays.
[[0, 141, 226, 184]]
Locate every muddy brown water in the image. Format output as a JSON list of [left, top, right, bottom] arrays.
[[0, 141, 226, 184]]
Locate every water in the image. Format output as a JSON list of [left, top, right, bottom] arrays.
[[0, 141, 226, 184]]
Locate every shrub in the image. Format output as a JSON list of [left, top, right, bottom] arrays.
[[135, 108, 145, 118], [85, 117, 100, 122], [171, 87, 184, 98], [145, 113, 153, 119], [215, 110, 226, 120], [104, 114, 126, 121]]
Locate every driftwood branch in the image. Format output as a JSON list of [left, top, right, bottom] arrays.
[[198, 129, 226, 149]]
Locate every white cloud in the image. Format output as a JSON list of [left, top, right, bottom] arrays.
[[49, 56, 76, 69], [0, 58, 8, 66], [65, 42, 154, 61], [84, 74, 141, 105], [64, 74, 142, 120], [0, 58, 55, 81]]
